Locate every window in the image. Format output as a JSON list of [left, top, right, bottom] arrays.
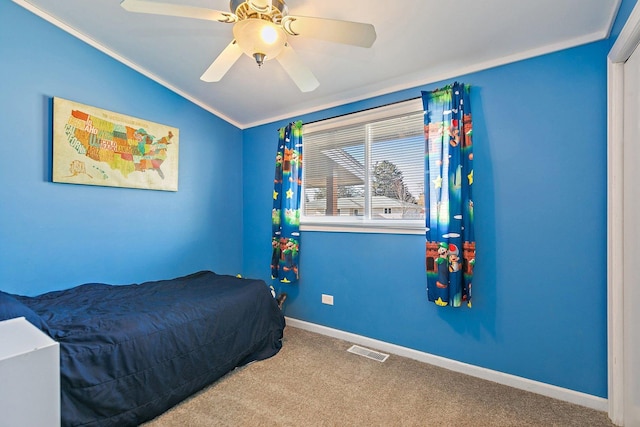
[[302, 98, 425, 233]]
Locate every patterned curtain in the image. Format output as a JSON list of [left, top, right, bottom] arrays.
[[271, 121, 303, 284], [422, 83, 475, 308]]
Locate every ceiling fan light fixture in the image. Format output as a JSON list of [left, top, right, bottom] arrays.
[[233, 18, 287, 66], [120, 0, 374, 91]]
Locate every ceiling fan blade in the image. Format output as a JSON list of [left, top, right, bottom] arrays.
[[120, 0, 236, 23], [282, 15, 376, 48], [200, 40, 243, 82], [276, 44, 319, 92]]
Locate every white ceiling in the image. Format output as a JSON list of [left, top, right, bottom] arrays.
[[13, 0, 621, 129]]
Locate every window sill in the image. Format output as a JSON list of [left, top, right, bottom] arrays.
[[300, 222, 425, 235]]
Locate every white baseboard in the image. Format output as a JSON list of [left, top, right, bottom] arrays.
[[285, 317, 608, 412]]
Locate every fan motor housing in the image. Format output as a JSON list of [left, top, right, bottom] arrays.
[[230, 0, 288, 22]]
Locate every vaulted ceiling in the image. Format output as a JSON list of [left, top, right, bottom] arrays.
[[13, 0, 621, 128]]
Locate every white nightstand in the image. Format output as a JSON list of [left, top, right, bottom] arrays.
[[0, 317, 60, 427]]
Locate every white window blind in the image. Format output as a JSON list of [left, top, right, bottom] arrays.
[[302, 98, 425, 231]]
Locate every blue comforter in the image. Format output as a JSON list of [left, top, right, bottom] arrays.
[[13, 271, 285, 427]]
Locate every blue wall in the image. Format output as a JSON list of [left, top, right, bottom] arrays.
[[242, 25, 634, 398], [0, 1, 243, 295]]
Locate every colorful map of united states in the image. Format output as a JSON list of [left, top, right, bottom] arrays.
[[64, 109, 174, 179]]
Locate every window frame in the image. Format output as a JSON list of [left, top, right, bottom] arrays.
[[301, 98, 426, 235]]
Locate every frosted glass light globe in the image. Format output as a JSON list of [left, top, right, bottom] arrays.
[[233, 19, 287, 66]]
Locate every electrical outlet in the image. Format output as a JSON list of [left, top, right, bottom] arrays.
[[321, 294, 334, 305]]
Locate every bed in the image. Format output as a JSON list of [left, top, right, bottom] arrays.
[[0, 270, 286, 427]]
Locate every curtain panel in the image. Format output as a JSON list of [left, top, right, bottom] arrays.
[[423, 83, 475, 308], [271, 121, 303, 284]]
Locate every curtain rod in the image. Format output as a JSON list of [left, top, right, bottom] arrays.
[[278, 95, 422, 130]]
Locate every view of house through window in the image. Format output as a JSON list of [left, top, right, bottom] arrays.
[[302, 98, 424, 228]]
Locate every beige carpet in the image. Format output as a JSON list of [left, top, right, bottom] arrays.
[[143, 326, 615, 426]]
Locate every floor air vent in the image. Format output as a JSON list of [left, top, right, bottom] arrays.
[[347, 345, 389, 362]]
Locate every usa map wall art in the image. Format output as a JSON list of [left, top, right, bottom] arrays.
[[52, 97, 179, 191]]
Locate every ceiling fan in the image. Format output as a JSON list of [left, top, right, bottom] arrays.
[[120, 0, 377, 92]]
